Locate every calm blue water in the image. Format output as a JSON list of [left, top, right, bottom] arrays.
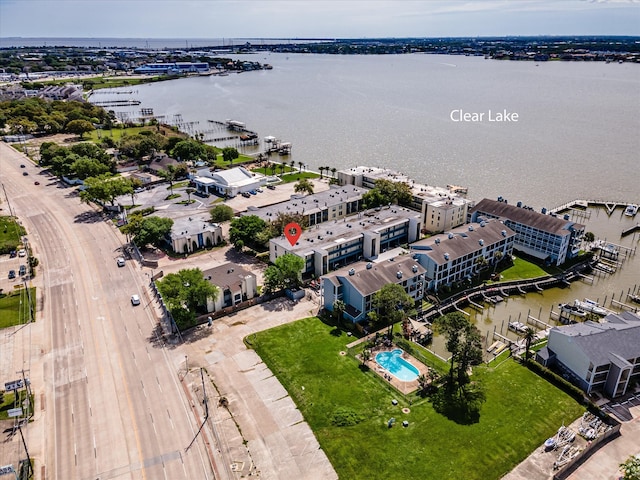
[[375, 349, 419, 382]]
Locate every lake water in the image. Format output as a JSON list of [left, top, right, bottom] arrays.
[[97, 53, 639, 357], [99, 52, 640, 210]]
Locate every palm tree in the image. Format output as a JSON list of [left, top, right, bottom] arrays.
[[298, 161, 304, 173], [318, 166, 324, 179], [159, 164, 177, 194], [331, 167, 337, 178], [492, 250, 504, 274], [186, 187, 195, 204], [279, 163, 286, 175], [361, 349, 371, 366], [270, 163, 277, 176], [523, 327, 536, 361], [289, 160, 295, 172]]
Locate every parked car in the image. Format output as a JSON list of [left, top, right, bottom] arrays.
[[22, 172, 28, 176], [256, 187, 263, 193], [34, 181, 40, 186], [116, 257, 126, 267], [19, 265, 26, 276], [8, 270, 16, 279], [267, 184, 276, 190], [9, 250, 16, 258], [131, 294, 141, 306], [241, 192, 251, 198], [18, 249, 26, 257], [20, 164, 25, 168], [249, 190, 257, 195]]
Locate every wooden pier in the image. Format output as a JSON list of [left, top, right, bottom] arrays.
[[621, 224, 640, 237]]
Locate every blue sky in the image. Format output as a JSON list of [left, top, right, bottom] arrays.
[[1, 0, 639, 38]]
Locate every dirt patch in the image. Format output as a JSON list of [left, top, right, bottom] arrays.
[[24, 133, 81, 149]]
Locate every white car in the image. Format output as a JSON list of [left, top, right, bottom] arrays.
[[131, 294, 141, 306], [116, 257, 126, 267], [18, 249, 26, 257]]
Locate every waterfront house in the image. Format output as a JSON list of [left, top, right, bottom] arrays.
[[536, 311, 640, 398], [322, 254, 426, 323], [269, 205, 422, 277], [469, 198, 584, 266], [410, 219, 516, 292], [337, 166, 471, 233], [202, 264, 257, 313]]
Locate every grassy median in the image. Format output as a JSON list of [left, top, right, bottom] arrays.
[[0, 288, 36, 329], [249, 317, 584, 480]]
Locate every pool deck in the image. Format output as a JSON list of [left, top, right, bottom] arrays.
[[361, 346, 430, 394]]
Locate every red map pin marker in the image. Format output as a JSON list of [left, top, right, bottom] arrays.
[[284, 222, 302, 246]]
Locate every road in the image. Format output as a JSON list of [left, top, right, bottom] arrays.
[[1, 143, 214, 479]]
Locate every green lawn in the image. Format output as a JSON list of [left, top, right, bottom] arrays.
[[496, 257, 549, 282], [0, 216, 26, 253], [0, 389, 34, 420], [279, 171, 321, 183], [249, 317, 584, 480], [0, 288, 36, 329]]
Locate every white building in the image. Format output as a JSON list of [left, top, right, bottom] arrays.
[[337, 166, 471, 233], [537, 311, 640, 398], [470, 198, 585, 266], [169, 214, 223, 253], [203, 264, 257, 313], [410, 219, 516, 292], [269, 205, 422, 277], [192, 167, 265, 198]]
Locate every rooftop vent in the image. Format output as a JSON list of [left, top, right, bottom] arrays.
[[348, 268, 355, 276], [448, 233, 454, 239], [396, 271, 403, 279], [366, 262, 372, 269], [412, 265, 418, 273], [469, 225, 474, 231], [501, 230, 507, 237], [435, 238, 440, 245], [444, 253, 450, 260], [480, 221, 486, 227], [479, 239, 484, 246]]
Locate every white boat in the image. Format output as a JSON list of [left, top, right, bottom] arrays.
[[559, 303, 587, 318], [624, 204, 638, 216], [574, 298, 609, 316], [508, 321, 528, 334]]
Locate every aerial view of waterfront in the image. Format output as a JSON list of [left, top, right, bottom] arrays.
[[2, 0, 640, 479], [101, 52, 639, 209]]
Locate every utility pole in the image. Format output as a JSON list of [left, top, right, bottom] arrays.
[[185, 368, 209, 452]]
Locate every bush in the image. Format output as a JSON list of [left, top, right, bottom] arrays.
[[331, 407, 364, 427]]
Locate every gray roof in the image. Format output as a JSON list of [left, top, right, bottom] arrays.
[[241, 185, 366, 222], [270, 206, 420, 255], [324, 255, 425, 297], [410, 219, 515, 265], [551, 311, 640, 366], [471, 198, 584, 236], [202, 263, 254, 293]]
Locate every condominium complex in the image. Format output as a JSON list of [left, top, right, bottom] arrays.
[[470, 198, 584, 266], [270, 206, 421, 277], [337, 166, 471, 233], [322, 255, 426, 323], [410, 219, 516, 291]]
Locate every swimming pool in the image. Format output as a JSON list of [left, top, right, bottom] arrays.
[[375, 349, 419, 382]]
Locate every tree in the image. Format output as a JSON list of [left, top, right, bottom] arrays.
[[331, 167, 337, 178], [229, 215, 268, 250], [367, 283, 415, 336], [128, 178, 143, 206], [185, 187, 195, 204], [318, 166, 324, 179], [433, 312, 483, 388], [584, 231, 595, 243], [171, 139, 206, 162], [492, 250, 504, 273], [210, 204, 235, 223], [298, 161, 304, 172], [619, 455, 640, 480], [156, 268, 218, 330], [70, 157, 111, 180], [222, 147, 239, 165], [133, 216, 173, 248], [361, 349, 371, 366], [158, 164, 177, 194], [333, 300, 346, 323], [66, 119, 95, 138], [263, 253, 305, 294], [294, 178, 314, 196], [523, 327, 536, 361], [79, 174, 132, 207]]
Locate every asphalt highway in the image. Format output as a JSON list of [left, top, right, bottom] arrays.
[[1, 143, 214, 480]]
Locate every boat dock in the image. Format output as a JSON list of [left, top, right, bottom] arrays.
[[621, 224, 640, 237]]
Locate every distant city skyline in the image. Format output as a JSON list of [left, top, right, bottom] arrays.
[[1, 0, 639, 40]]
